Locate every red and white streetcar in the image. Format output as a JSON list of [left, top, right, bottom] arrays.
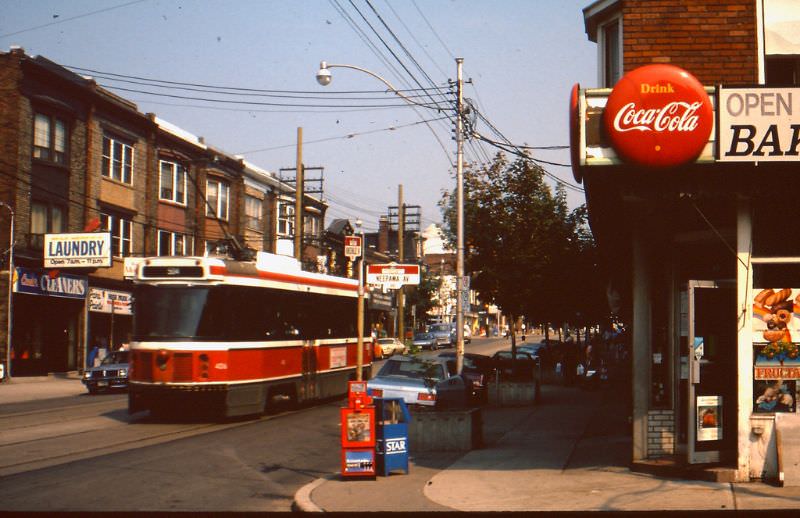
[[126, 252, 372, 418]]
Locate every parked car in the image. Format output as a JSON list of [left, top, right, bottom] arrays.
[[428, 323, 454, 348], [490, 349, 539, 382], [412, 331, 438, 350], [375, 337, 405, 358], [82, 350, 130, 394], [517, 342, 547, 359], [437, 351, 492, 402], [367, 356, 468, 408]]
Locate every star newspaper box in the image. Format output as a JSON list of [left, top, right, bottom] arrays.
[[340, 380, 376, 477]]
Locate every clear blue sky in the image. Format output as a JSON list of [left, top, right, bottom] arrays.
[[1, 0, 597, 233]]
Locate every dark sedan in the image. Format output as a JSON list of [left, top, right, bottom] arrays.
[[437, 352, 492, 403], [82, 350, 129, 394]]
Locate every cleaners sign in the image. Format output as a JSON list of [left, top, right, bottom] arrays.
[[44, 232, 112, 268], [719, 87, 800, 162]]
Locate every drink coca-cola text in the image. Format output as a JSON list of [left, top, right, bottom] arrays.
[[612, 101, 703, 133]]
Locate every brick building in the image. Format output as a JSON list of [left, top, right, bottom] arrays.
[[0, 48, 325, 378], [576, 0, 800, 481]]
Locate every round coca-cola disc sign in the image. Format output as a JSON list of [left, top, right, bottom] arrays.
[[604, 64, 713, 168]]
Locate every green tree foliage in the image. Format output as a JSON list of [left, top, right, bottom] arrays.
[[404, 263, 442, 330], [440, 152, 605, 338]]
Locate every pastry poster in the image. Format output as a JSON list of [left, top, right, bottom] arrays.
[[696, 395, 723, 441], [753, 288, 800, 380]]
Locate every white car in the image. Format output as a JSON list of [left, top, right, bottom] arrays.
[[376, 337, 405, 358]]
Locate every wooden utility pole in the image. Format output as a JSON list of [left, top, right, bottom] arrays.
[[294, 127, 304, 262], [397, 184, 404, 340]]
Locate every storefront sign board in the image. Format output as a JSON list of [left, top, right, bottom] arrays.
[[88, 288, 133, 315], [14, 267, 87, 299], [44, 232, 111, 268], [719, 87, 800, 162]]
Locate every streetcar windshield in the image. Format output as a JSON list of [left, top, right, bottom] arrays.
[[133, 284, 359, 341]]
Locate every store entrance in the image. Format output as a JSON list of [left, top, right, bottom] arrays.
[[683, 280, 738, 464]]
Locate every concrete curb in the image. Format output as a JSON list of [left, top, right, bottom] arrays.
[[292, 476, 329, 512]]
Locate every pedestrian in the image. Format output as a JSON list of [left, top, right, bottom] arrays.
[[87, 344, 99, 368], [564, 336, 578, 386]]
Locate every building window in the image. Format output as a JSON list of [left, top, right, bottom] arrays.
[[33, 113, 68, 165], [158, 229, 192, 256], [30, 200, 65, 249], [206, 178, 229, 220], [100, 212, 133, 257], [600, 17, 622, 88], [245, 195, 263, 231], [102, 135, 134, 184], [277, 200, 295, 237], [304, 214, 320, 239], [159, 160, 187, 205], [766, 56, 800, 86]]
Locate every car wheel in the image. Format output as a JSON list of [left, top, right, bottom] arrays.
[[87, 386, 97, 395]]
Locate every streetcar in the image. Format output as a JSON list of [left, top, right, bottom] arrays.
[[126, 252, 372, 418]]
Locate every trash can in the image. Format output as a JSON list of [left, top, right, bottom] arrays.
[[374, 397, 411, 476]]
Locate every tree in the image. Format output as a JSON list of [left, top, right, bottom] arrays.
[[440, 152, 605, 352], [404, 264, 442, 331]]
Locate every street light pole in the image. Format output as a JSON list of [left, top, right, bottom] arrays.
[[316, 58, 467, 374], [455, 57, 465, 375], [0, 202, 13, 382]]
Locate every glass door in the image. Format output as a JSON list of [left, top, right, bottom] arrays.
[[685, 280, 737, 464]]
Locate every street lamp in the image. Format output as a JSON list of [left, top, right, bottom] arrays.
[[316, 59, 467, 374], [0, 202, 13, 382], [355, 218, 365, 381]]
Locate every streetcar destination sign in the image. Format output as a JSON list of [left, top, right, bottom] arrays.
[[366, 263, 420, 289]]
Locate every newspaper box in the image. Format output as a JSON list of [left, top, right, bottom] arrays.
[[340, 380, 376, 477], [375, 397, 411, 476]]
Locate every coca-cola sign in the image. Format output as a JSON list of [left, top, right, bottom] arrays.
[[604, 64, 713, 168]]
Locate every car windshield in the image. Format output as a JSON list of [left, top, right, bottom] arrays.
[[101, 351, 129, 365], [429, 324, 450, 333], [377, 359, 446, 380], [414, 333, 433, 339], [378, 338, 395, 344]]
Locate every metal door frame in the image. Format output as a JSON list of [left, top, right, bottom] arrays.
[[687, 280, 722, 464]]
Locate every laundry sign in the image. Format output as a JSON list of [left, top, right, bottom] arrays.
[[44, 232, 112, 268]]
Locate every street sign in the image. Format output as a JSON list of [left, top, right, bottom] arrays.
[[366, 263, 420, 290], [344, 236, 362, 260]]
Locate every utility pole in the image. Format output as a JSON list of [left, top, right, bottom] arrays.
[[455, 57, 465, 375], [294, 127, 304, 263], [397, 184, 404, 341]]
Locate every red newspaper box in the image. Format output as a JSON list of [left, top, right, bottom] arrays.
[[341, 380, 376, 477]]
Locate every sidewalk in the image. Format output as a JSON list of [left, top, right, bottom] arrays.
[[0, 373, 85, 406], [296, 380, 800, 512]]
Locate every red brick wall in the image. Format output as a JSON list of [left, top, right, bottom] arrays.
[[623, 0, 757, 84]]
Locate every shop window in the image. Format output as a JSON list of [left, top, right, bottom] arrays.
[[29, 200, 65, 250], [102, 135, 134, 184], [100, 211, 133, 257], [159, 160, 187, 205], [765, 57, 800, 86], [33, 113, 68, 165], [245, 195, 263, 231], [206, 178, 229, 221], [158, 230, 192, 256]]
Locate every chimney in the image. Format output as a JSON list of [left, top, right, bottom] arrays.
[[378, 215, 389, 254]]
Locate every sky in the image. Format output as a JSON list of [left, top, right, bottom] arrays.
[[1, 0, 598, 234]]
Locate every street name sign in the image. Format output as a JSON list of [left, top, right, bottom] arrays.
[[366, 263, 420, 290]]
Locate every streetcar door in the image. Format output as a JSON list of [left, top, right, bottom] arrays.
[[684, 280, 737, 464], [301, 340, 317, 401]]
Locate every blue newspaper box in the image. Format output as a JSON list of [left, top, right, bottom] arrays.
[[374, 397, 411, 476]]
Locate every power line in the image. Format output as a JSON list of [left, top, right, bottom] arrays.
[[0, 0, 148, 39]]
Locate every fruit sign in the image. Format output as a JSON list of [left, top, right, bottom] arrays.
[[603, 64, 713, 168], [366, 263, 420, 290]]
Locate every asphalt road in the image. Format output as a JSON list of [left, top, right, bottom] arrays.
[[0, 336, 518, 512]]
